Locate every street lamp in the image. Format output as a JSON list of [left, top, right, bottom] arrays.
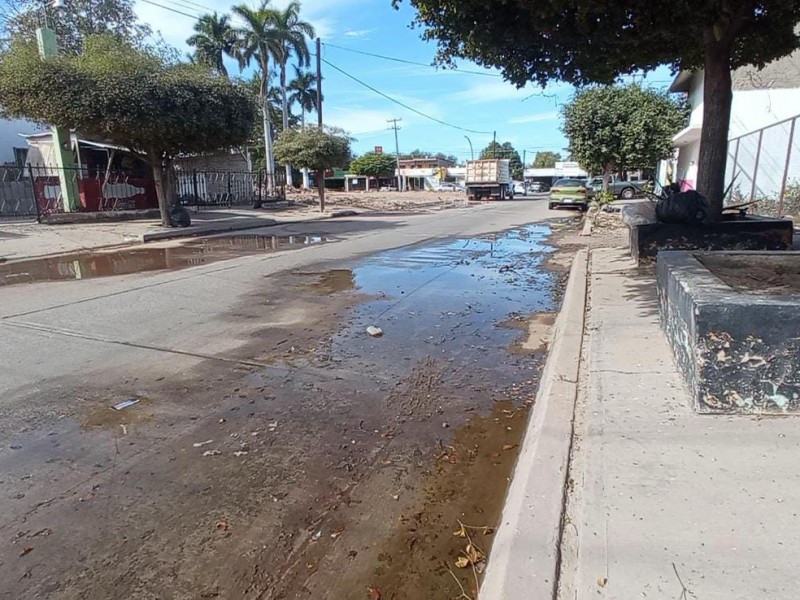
[[464, 136, 474, 161]]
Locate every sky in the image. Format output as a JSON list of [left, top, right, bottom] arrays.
[[134, 0, 676, 163]]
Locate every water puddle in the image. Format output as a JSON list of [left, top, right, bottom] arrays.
[[0, 234, 331, 286], [328, 224, 556, 388]]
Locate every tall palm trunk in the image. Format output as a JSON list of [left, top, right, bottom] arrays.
[[260, 71, 275, 195], [280, 62, 292, 187], [301, 110, 310, 189]]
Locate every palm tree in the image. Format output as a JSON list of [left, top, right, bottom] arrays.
[[186, 12, 236, 78], [288, 67, 321, 188], [272, 1, 315, 187], [232, 1, 282, 192]]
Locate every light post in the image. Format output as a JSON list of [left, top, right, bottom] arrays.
[[464, 136, 474, 161]]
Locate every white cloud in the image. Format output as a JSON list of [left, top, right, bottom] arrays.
[[449, 79, 570, 105], [508, 112, 560, 124], [344, 29, 373, 39]]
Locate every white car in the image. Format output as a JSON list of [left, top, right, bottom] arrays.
[[513, 181, 527, 196], [434, 182, 458, 192]]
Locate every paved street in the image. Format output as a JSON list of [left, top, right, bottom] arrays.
[[0, 198, 570, 599]]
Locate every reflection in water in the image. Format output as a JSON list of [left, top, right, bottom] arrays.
[[0, 234, 331, 286]]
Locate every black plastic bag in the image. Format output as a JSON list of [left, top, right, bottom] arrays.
[[656, 190, 709, 224]]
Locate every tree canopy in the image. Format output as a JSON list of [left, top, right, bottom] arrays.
[[395, 0, 800, 219], [562, 85, 687, 181], [533, 151, 562, 169], [349, 152, 397, 177], [0, 36, 257, 225], [401, 149, 459, 165], [273, 126, 352, 209], [1, 0, 177, 61], [480, 141, 523, 179]]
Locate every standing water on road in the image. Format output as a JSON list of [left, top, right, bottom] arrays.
[[275, 223, 561, 599]]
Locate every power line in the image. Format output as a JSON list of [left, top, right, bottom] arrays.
[[161, 0, 217, 13], [137, 0, 199, 19], [322, 42, 502, 78], [320, 57, 493, 135]]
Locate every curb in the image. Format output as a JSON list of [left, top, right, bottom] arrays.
[[479, 248, 588, 600], [140, 211, 356, 243], [140, 218, 279, 242]]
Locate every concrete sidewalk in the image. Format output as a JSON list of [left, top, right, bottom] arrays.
[[0, 206, 344, 261], [560, 247, 800, 599]]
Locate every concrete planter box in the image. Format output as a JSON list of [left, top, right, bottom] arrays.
[[657, 251, 800, 414], [628, 212, 793, 264]]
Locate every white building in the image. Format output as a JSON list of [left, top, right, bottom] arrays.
[[524, 161, 588, 182], [666, 47, 800, 197], [0, 118, 42, 168]]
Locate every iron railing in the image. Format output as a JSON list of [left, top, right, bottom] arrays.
[[0, 165, 287, 221], [725, 114, 800, 217]]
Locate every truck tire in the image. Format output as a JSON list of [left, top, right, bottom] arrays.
[[620, 187, 635, 199], [548, 203, 556, 210]]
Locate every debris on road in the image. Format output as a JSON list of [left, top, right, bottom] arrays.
[[193, 440, 214, 448], [111, 398, 140, 411], [202, 450, 221, 457], [331, 526, 345, 539], [216, 520, 229, 531], [367, 326, 384, 338], [268, 421, 278, 432], [19, 547, 33, 557], [368, 586, 382, 600]]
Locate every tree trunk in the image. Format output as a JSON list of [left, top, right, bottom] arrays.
[[301, 111, 310, 189], [697, 34, 733, 222], [150, 152, 171, 227], [280, 62, 293, 188], [602, 164, 612, 192], [260, 72, 275, 196], [317, 168, 325, 212]]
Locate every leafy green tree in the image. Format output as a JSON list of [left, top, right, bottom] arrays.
[[0, 37, 257, 226], [562, 85, 687, 189], [349, 152, 397, 177], [395, 0, 800, 220], [187, 12, 236, 77], [2, 0, 149, 55], [273, 126, 352, 211], [533, 151, 562, 169], [400, 149, 458, 164], [289, 67, 320, 188], [271, 1, 315, 186], [479, 141, 523, 179], [232, 1, 282, 189]]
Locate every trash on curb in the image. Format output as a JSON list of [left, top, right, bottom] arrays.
[[111, 398, 140, 411], [367, 326, 384, 338]]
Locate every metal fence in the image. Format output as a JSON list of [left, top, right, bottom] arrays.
[[0, 165, 287, 221], [175, 169, 286, 210], [725, 114, 800, 217]]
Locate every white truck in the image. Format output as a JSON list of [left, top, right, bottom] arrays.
[[465, 159, 514, 201]]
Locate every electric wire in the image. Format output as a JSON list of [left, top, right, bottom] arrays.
[[320, 57, 493, 135]]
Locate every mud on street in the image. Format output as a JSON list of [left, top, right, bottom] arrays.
[[0, 220, 577, 600]]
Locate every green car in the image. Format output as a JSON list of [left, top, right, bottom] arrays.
[[548, 178, 589, 211]]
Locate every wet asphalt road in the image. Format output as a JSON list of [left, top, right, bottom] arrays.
[[0, 199, 564, 599]]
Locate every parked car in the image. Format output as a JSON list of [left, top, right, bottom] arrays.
[[529, 181, 544, 193], [548, 178, 589, 211], [435, 182, 458, 192], [513, 181, 527, 196], [587, 175, 645, 199]]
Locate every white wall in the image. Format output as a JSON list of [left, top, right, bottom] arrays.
[[0, 118, 42, 165]]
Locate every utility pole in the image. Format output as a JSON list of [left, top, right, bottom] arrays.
[[315, 37, 325, 211], [388, 118, 403, 192], [492, 131, 497, 159], [316, 37, 323, 128], [36, 1, 78, 213]]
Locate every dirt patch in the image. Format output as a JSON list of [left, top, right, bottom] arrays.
[[290, 189, 471, 213], [505, 311, 557, 354], [699, 254, 800, 295], [296, 269, 357, 295], [361, 399, 530, 600]]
